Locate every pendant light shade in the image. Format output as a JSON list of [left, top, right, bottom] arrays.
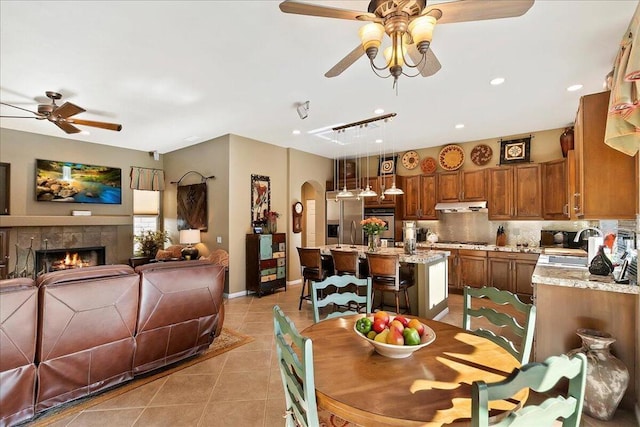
[[384, 182, 404, 195]]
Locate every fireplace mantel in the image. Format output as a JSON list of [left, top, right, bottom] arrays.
[[0, 215, 132, 227]]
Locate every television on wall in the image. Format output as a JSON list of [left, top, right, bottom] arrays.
[[36, 159, 122, 204]]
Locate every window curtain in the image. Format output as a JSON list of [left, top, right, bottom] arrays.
[[605, 2, 640, 156], [130, 167, 165, 191]]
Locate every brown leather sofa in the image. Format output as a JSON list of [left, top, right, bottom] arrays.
[[0, 260, 225, 426], [0, 278, 38, 427], [133, 260, 225, 374]]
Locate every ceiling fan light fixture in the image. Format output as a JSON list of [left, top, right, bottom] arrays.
[[359, 22, 385, 59], [408, 15, 436, 53]]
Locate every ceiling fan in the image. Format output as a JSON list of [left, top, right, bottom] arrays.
[[0, 91, 122, 134], [279, 0, 535, 82]]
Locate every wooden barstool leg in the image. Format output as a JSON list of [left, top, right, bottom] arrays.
[[298, 279, 307, 310], [404, 288, 411, 315]]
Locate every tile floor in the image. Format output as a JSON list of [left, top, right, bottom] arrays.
[[32, 284, 637, 427]]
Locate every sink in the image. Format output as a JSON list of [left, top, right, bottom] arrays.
[[537, 254, 588, 269]]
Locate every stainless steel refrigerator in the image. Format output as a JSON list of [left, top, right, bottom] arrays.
[[326, 192, 363, 247]]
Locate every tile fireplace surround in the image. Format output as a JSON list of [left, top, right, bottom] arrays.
[[11, 225, 118, 276]]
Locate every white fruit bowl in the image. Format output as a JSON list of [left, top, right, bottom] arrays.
[[353, 316, 436, 358]]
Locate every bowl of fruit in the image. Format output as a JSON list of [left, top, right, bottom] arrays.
[[353, 311, 436, 358]]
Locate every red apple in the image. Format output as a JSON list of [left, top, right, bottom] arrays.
[[374, 311, 390, 325], [408, 318, 425, 336], [373, 318, 387, 334], [393, 315, 410, 327]]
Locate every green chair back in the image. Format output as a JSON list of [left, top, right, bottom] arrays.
[[310, 274, 372, 323], [462, 286, 536, 364], [471, 353, 587, 427], [273, 305, 319, 427]]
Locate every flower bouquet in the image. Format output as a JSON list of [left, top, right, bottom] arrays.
[[361, 217, 386, 252]]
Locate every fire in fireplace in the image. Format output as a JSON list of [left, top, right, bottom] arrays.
[[35, 246, 106, 274]]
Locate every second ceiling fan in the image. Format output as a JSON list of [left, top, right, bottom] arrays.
[[0, 91, 123, 134], [279, 0, 535, 84]]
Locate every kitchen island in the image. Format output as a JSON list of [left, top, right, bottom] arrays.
[[319, 245, 450, 320], [532, 264, 638, 410]]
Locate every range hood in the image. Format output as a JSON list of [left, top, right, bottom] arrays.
[[435, 201, 487, 213]]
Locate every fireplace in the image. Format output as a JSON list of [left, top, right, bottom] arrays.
[[35, 246, 106, 274]]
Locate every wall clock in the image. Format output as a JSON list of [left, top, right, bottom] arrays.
[[292, 202, 303, 233], [401, 150, 420, 170]]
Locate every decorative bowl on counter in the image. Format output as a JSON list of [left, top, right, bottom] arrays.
[[354, 316, 436, 358]]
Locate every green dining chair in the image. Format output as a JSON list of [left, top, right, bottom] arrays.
[[462, 286, 536, 364], [273, 305, 319, 427], [471, 353, 587, 427], [310, 274, 372, 323]]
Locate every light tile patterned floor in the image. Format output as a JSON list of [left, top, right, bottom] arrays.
[[30, 284, 637, 426]]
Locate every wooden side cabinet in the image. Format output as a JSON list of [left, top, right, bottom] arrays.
[[246, 233, 287, 297], [488, 252, 539, 302]]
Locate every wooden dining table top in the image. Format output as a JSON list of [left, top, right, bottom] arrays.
[[302, 315, 528, 427]]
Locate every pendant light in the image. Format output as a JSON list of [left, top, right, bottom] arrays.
[[336, 129, 354, 199], [359, 124, 377, 198], [383, 116, 404, 195]]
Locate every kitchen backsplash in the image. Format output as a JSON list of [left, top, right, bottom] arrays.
[[414, 213, 638, 247]]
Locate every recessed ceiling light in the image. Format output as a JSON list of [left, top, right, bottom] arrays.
[[292, 129, 301, 135], [567, 84, 583, 92], [183, 136, 200, 142], [455, 124, 465, 129], [490, 77, 505, 86], [374, 108, 385, 114], [375, 138, 383, 143]]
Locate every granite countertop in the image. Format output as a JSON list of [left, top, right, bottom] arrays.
[[416, 242, 543, 254], [320, 245, 450, 264], [532, 264, 639, 295]]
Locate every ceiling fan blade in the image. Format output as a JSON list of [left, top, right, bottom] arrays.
[[53, 120, 82, 134], [325, 45, 366, 78], [52, 102, 85, 119], [407, 45, 442, 77], [423, 0, 534, 24], [279, 0, 378, 21], [0, 101, 42, 116], [0, 115, 41, 119], [67, 118, 123, 132]]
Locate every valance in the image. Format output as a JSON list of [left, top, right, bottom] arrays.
[[605, 2, 640, 156], [130, 167, 165, 191]]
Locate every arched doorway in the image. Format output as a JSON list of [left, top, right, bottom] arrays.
[[300, 180, 325, 247]]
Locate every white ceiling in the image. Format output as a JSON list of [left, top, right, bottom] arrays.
[[0, 1, 637, 159]]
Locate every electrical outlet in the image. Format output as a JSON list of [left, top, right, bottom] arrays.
[[216, 236, 222, 244]]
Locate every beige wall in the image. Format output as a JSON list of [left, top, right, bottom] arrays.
[[0, 128, 161, 266]]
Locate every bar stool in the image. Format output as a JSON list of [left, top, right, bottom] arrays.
[[366, 252, 415, 314], [297, 247, 329, 310]]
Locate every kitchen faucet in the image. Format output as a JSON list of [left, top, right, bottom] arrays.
[[573, 227, 603, 242]]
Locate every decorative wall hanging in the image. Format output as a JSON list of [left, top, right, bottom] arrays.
[[420, 157, 437, 174], [499, 136, 531, 164], [378, 155, 397, 176], [438, 145, 464, 171], [172, 171, 215, 232], [401, 150, 420, 170], [251, 174, 271, 227], [470, 144, 493, 166]]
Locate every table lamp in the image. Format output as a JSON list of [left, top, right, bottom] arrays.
[[179, 229, 200, 260]]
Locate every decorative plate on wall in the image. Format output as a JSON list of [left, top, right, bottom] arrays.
[[470, 144, 493, 166], [401, 150, 420, 170], [438, 145, 465, 171], [420, 157, 437, 174]]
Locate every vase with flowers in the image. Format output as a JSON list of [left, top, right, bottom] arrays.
[[265, 210, 280, 234], [361, 217, 387, 252]]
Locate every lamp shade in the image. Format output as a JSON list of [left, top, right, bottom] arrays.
[[408, 15, 436, 48], [359, 23, 385, 54], [179, 229, 201, 244]]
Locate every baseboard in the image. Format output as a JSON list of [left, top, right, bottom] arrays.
[[287, 279, 302, 286], [431, 307, 450, 322], [224, 290, 247, 299]]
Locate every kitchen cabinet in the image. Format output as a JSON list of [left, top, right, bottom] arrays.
[[246, 233, 286, 297], [488, 252, 539, 302], [573, 90, 637, 219], [363, 176, 401, 207], [488, 164, 542, 220], [448, 249, 487, 290], [437, 170, 486, 203], [542, 158, 570, 220], [402, 174, 437, 220]]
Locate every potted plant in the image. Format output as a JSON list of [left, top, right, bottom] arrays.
[[134, 230, 170, 258]]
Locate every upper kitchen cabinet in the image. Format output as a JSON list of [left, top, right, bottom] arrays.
[[488, 164, 542, 220], [437, 170, 486, 203], [364, 175, 402, 208], [402, 174, 437, 220], [542, 158, 570, 220], [573, 91, 638, 219]]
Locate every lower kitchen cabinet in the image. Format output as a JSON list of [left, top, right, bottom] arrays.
[[488, 252, 539, 302], [246, 233, 287, 297], [448, 249, 487, 290]]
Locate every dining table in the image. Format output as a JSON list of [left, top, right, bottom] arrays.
[[301, 314, 528, 427]]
